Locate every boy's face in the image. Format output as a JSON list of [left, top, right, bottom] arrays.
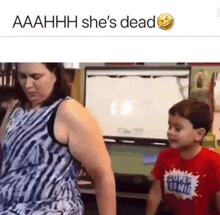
[[167, 114, 203, 151]]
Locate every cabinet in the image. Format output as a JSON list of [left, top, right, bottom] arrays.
[[81, 193, 147, 215]]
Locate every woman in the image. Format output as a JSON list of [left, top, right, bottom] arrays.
[[0, 63, 116, 215]]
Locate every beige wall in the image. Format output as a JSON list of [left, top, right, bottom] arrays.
[[71, 68, 85, 105]]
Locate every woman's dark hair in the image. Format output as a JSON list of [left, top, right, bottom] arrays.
[[169, 99, 212, 136], [15, 63, 71, 106]]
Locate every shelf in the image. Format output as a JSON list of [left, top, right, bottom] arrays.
[[78, 173, 151, 200], [0, 87, 17, 102], [79, 187, 148, 200], [0, 86, 16, 91], [104, 136, 169, 147]]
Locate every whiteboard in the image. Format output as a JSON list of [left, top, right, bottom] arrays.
[[85, 68, 190, 140]]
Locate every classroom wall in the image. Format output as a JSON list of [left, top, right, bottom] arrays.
[[71, 68, 85, 105], [191, 66, 220, 140], [107, 144, 166, 175]]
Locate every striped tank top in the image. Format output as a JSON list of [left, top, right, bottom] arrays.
[[0, 98, 84, 215]]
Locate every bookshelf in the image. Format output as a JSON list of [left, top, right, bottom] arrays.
[[0, 63, 16, 125]]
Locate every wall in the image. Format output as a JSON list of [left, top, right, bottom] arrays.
[[71, 68, 86, 105], [191, 66, 220, 140], [107, 144, 166, 175]]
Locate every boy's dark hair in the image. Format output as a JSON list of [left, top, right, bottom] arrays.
[[15, 63, 71, 106], [169, 99, 212, 136]]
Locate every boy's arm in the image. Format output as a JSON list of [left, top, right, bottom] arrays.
[[145, 177, 162, 215]]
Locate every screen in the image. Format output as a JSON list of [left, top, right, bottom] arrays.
[[85, 68, 190, 140]]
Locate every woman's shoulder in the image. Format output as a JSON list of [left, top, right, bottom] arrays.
[[59, 98, 84, 111], [57, 98, 95, 126], [59, 98, 89, 116], [55, 98, 103, 144]]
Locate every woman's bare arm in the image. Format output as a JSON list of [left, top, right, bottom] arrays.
[[55, 99, 116, 215]]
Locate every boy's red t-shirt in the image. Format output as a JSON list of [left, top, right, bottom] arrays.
[[151, 147, 220, 215]]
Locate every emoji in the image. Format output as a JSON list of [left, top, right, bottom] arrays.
[[157, 14, 174, 30]]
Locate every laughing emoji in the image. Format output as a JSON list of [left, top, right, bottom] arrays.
[[157, 13, 174, 30]]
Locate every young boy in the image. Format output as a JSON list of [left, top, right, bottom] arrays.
[[146, 99, 220, 215]]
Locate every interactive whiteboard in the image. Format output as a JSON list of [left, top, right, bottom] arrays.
[[85, 67, 190, 141]]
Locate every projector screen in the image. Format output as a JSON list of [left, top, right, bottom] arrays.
[[85, 68, 190, 140]]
